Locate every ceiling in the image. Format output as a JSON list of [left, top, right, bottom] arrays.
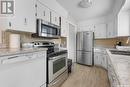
[[56, 0, 116, 21], [121, 0, 130, 11]]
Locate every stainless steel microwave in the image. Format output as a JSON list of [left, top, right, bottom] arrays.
[[36, 19, 61, 38]]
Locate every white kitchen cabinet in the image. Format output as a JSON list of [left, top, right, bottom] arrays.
[[94, 51, 107, 70], [107, 18, 118, 38], [61, 17, 68, 37], [107, 11, 130, 38], [94, 24, 107, 39], [101, 54, 108, 69], [51, 11, 60, 26], [7, 0, 36, 33], [0, 51, 46, 87], [94, 53, 101, 66], [78, 25, 94, 32], [36, 0, 50, 22], [107, 22, 115, 38], [117, 11, 130, 36]]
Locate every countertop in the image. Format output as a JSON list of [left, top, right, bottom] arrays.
[[0, 48, 48, 57], [107, 49, 130, 86]]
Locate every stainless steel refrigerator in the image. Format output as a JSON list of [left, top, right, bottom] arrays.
[[76, 31, 94, 66]]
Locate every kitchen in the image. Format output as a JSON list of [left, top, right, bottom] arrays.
[[0, 0, 130, 87]]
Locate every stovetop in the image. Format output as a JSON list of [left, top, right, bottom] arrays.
[[30, 41, 67, 57]]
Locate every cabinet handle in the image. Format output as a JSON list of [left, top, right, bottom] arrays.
[[9, 22, 12, 27], [43, 11, 45, 16], [55, 17, 57, 22]]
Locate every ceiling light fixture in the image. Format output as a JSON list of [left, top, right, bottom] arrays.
[[79, 0, 92, 8]]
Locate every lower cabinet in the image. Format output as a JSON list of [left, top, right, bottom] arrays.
[[94, 50, 120, 87], [94, 52, 107, 70], [107, 56, 120, 87]]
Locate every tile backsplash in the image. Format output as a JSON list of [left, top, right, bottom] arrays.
[[1, 30, 130, 48], [2, 30, 62, 48], [95, 37, 130, 48]]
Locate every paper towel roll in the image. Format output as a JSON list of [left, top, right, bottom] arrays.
[[9, 34, 21, 49]]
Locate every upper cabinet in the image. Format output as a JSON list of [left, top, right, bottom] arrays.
[[0, 0, 65, 33], [117, 11, 130, 36], [51, 11, 60, 26], [6, 0, 36, 33], [36, 0, 60, 26], [78, 25, 94, 32], [107, 11, 130, 37], [94, 24, 107, 39], [61, 17, 68, 37], [107, 18, 117, 38], [78, 24, 107, 39], [36, 1, 50, 22]]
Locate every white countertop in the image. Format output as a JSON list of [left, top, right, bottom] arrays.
[[107, 49, 130, 86], [0, 48, 48, 57]]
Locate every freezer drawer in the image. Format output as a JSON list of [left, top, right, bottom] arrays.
[[76, 51, 93, 65]]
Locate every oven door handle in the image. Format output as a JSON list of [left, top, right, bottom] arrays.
[[49, 54, 67, 60]]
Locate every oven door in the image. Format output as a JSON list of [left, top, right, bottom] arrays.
[[48, 54, 67, 83]]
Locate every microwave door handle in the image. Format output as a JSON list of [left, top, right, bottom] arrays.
[[37, 19, 42, 36]]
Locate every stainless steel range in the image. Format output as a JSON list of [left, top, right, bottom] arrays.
[[32, 41, 68, 87]]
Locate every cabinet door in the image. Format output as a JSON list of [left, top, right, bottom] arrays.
[[51, 11, 60, 26], [101, 55, 107, 69], [36, 1, 50, 22], [36, 1, 44, 19], [94, 53, 98, 66], [8, 0, 36, 33], [107, 16, 118, 38], [94, 24, 107, 39], [24, 0, 36, 32], [94, 53, 101, 66], [61, 17, 68, 37], [118, 11, 130, 36], [79, 25, 94, 32], [107, 21, 116, 38]]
